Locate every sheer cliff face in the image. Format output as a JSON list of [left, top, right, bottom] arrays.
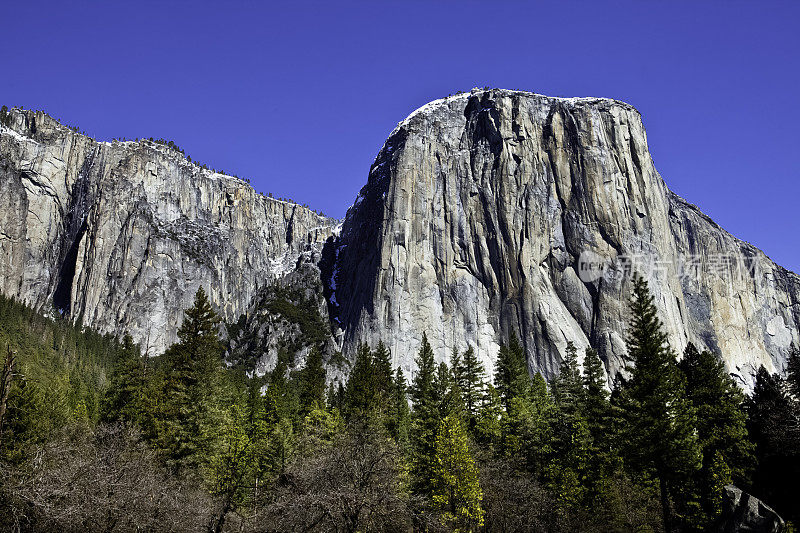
[[2, 92, 798, 387], [0, 109, 336, 355], [333, 89, 800, 386]]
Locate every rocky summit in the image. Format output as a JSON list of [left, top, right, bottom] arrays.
[[1, 89, 798, 387]]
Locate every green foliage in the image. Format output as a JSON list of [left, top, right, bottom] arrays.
[[678, 343, 754, 524], [453, 346, 486, 432], [580, 347, 623, 518], [581, 347, 609, 434], [747, 364, 800, 525], [0, 293, 127, 461], [616, 274, 702, 532], [298, 346, 326, 416], [372, 341, 394, 396], [547, 342, 591, 511], [409, 332, 440, 495], [502, 372, 553, 472], [434, 361, 464, 420], [474, 382, 502, 446], [788, 349, 800, 398], [300, 403, 343, 452], [344, 342, 379, 416], [387, 367, 410, 445], [551, 341, 583, 412], [494, 334, 528, 409], [264, 288, 329, 349], [326, 380, 345, 412], [150, 287, 226, 470], [205, 402, 262, 528], [101, 334, 147, 425], [0, 278, 783, 531], [433, 414, 485, 530]]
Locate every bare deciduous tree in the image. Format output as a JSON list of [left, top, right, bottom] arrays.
[[252, 421, 414, 532], [1, 423, 215, 532]]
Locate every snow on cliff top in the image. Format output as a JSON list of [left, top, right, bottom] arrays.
[[392, 88, 638, 134]]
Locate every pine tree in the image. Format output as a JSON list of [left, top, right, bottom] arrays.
[[432, 413, 484, 530], [299, 346, 326, 415], [786, 349, 800, 399], [450, 346, 462, 388], [207, 401, 261, 533], [678, 343, 754, 523], [551, 341, 583, 412], [475, 382, 502, 446], [263, 350, 299, 427], [175, 286, 221, 372], [747, 365, 800, 524], [502, 372, 554, 475], [258, 355, 299, 476], [580, 346, 622, 516], [387, 367, 410, 444], [372, 341, 394, 400], [434, 361, 463, 420], [327, 380, 344, 413], [101, 334, 146, 425], [409, 332, 439, 495], [0, 346, 15, 443], [582, 347, 610, 441], [300, 402, 343, 454], [547, 341, 591, 510], [616, 275, 701, 532], [453, 346, 486, 432], [154, 287, 224, 469], [344, 343, 377, 417], [494, 334, 528, 409]]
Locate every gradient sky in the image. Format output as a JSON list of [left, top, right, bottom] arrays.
[[2, 1, 798, 272]]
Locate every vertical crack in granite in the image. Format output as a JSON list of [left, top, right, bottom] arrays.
[[53, 148, 96, 313]]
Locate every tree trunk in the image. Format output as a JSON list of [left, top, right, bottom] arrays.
[[210, 498, 232, 533], [659, 474, 673, 533], [0, 346, 16, 443]]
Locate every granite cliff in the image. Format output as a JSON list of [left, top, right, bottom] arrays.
[[331, 89, 800, 387], [1, 90, 798, 387], [0, 108, 336, 356]]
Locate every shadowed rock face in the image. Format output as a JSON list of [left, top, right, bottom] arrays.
[[1, 91, 798, 387], [332, 89, 800, 387], [0, 109, 337, 356], [715, 485, 784, 533]]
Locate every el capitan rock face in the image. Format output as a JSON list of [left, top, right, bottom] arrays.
[[1, 90, 798, 386], [330, 89, 800, 386]]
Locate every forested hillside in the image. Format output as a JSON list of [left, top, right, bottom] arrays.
[[0, 294, 131, 460], [0, 279, 797, 532]]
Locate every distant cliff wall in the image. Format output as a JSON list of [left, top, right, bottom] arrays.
[[0, 109, 336, 355]]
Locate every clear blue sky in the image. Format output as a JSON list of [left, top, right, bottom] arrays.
[[2, 1, 798, 272]]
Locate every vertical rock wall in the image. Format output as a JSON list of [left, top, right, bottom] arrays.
[[0, 109, 336, 355], [332, 89, 800, 387]]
